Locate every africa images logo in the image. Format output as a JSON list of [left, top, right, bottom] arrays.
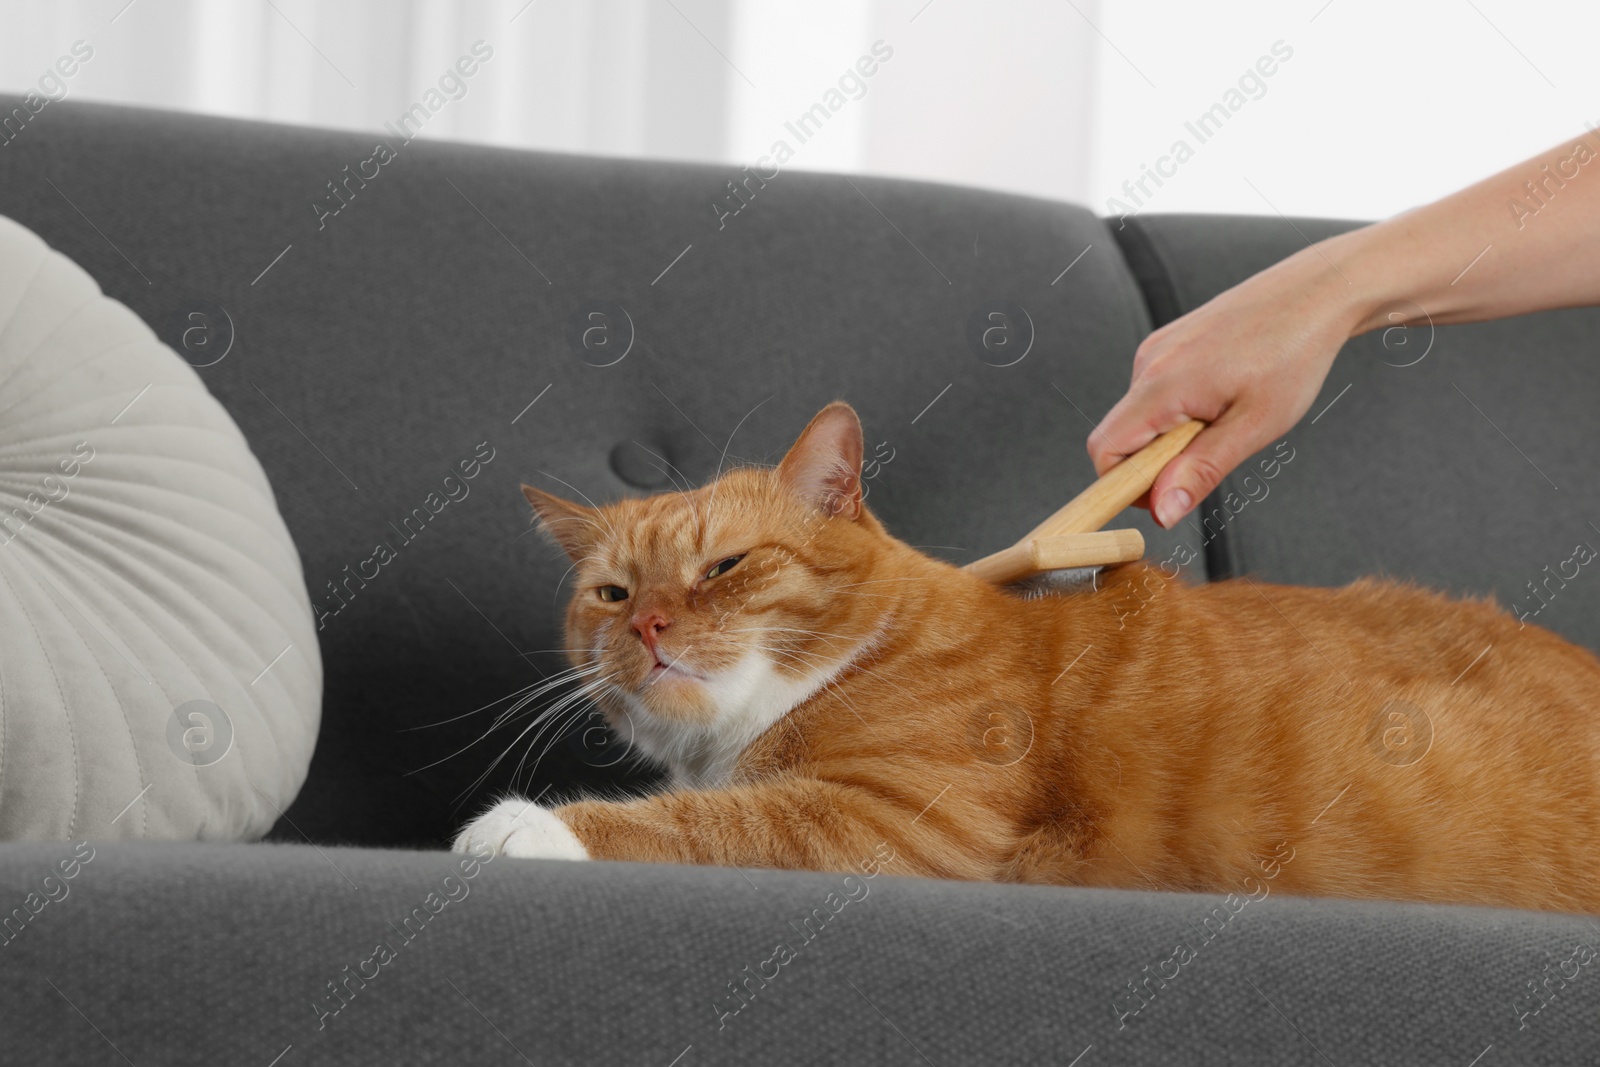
[[166, 700, 235, 768]]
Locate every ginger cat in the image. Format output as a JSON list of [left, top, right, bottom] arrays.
[[454, 401, 1600, 915]]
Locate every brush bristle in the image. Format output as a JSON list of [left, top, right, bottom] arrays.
[[1004, 567, 1101, 599]]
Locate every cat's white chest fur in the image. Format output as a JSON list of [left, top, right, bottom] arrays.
[[621, 647, 846, 788], [452, 650, 843, 862]]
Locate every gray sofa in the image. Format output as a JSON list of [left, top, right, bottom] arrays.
[[2, 99, 1597, 1065]]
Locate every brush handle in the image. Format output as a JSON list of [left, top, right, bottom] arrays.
[[962, 529, 1147, 585], [1030, 528, 1146, 569], [1024, 419, 1205, 540], [963, 420, 1205, 585]]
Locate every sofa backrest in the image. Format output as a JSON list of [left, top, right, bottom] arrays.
[[9, 101, 1600, 847], [1, 99, 1183, 846]]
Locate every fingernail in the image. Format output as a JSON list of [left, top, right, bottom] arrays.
[[1155, 488, 1191, 528]]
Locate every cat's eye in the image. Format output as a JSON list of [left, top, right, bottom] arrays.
[[597, 585, 629, 602], [705, 555, 745, 580]]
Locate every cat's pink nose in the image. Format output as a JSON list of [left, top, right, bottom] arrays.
[[630, 611, 670, 654]]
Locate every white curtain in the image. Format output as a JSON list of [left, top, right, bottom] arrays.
[[3, 0, 1596, 219], [0, 0, 1101, 205]]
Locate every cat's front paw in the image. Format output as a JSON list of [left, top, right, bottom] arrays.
[[452, 798, 590, 860]]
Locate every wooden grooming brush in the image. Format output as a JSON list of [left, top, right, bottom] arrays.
[[963, 420, 1205, 586]]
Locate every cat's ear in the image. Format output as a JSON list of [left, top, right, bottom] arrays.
[[777, 401, 864, 519], [521, 483, 602, 561]]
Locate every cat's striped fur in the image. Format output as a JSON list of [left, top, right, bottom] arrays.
[[455, 402, 1600, 914]]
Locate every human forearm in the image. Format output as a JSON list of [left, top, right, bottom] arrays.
[[1328, 133, 1600, 332], [1090, 130, 1600, 529]]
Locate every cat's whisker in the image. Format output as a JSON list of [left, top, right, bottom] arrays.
[[822, 676, 873, 726], [746, 637, 857, 665], [507, 706, 588, 791], [704, 395, 771, 527], [552, 558, 586, 608], [519, 685, 617, 786], [505, 674, 620, 790], [410, 661, 606, 779], [631, 441, 706, 537], [550, 555, 612, 614], [629, 441, 711, 541], [515, 712, 590, 792], [538, 515, 613, 542], [754, 640, 913, 703], [648, 384, 728, 540], [487, 662, 606, 733], [494, 667, 610, 738], [748, 646, 889, 723], [532, 468, 622, 543], [750, 643, 867, 698], [401, 656, 603, 733], [630, 440, 694, 495], [454, 711, 556, 811], [400, 679, 542, 732], [521, 674, 611, 744], [405, 666, 608, 779]]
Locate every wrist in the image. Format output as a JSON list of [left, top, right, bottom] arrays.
[[1248, 229, 1382, 348], [1317, 216, 1475, 337], [1304, 224, 1406, 338]]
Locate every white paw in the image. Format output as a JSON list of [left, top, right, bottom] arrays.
[[452, 798, 590, 860]]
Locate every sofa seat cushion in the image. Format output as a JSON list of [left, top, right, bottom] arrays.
[[0, 841, 1591, 1065]]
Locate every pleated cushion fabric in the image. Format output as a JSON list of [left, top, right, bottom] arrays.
[[0, 215, 319, 840]]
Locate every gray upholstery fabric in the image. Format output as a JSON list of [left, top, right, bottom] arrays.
[[1117, 214, 1600, 655], [0, 98, 1185, 848], [2, 100, 1597, 1065], [2, 842, 1595, 1066]]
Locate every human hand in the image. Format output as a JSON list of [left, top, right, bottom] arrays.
[[1088, 243, 1364, 528]]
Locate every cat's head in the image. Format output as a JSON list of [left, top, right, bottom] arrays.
[[522, 402, 897, 755]]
